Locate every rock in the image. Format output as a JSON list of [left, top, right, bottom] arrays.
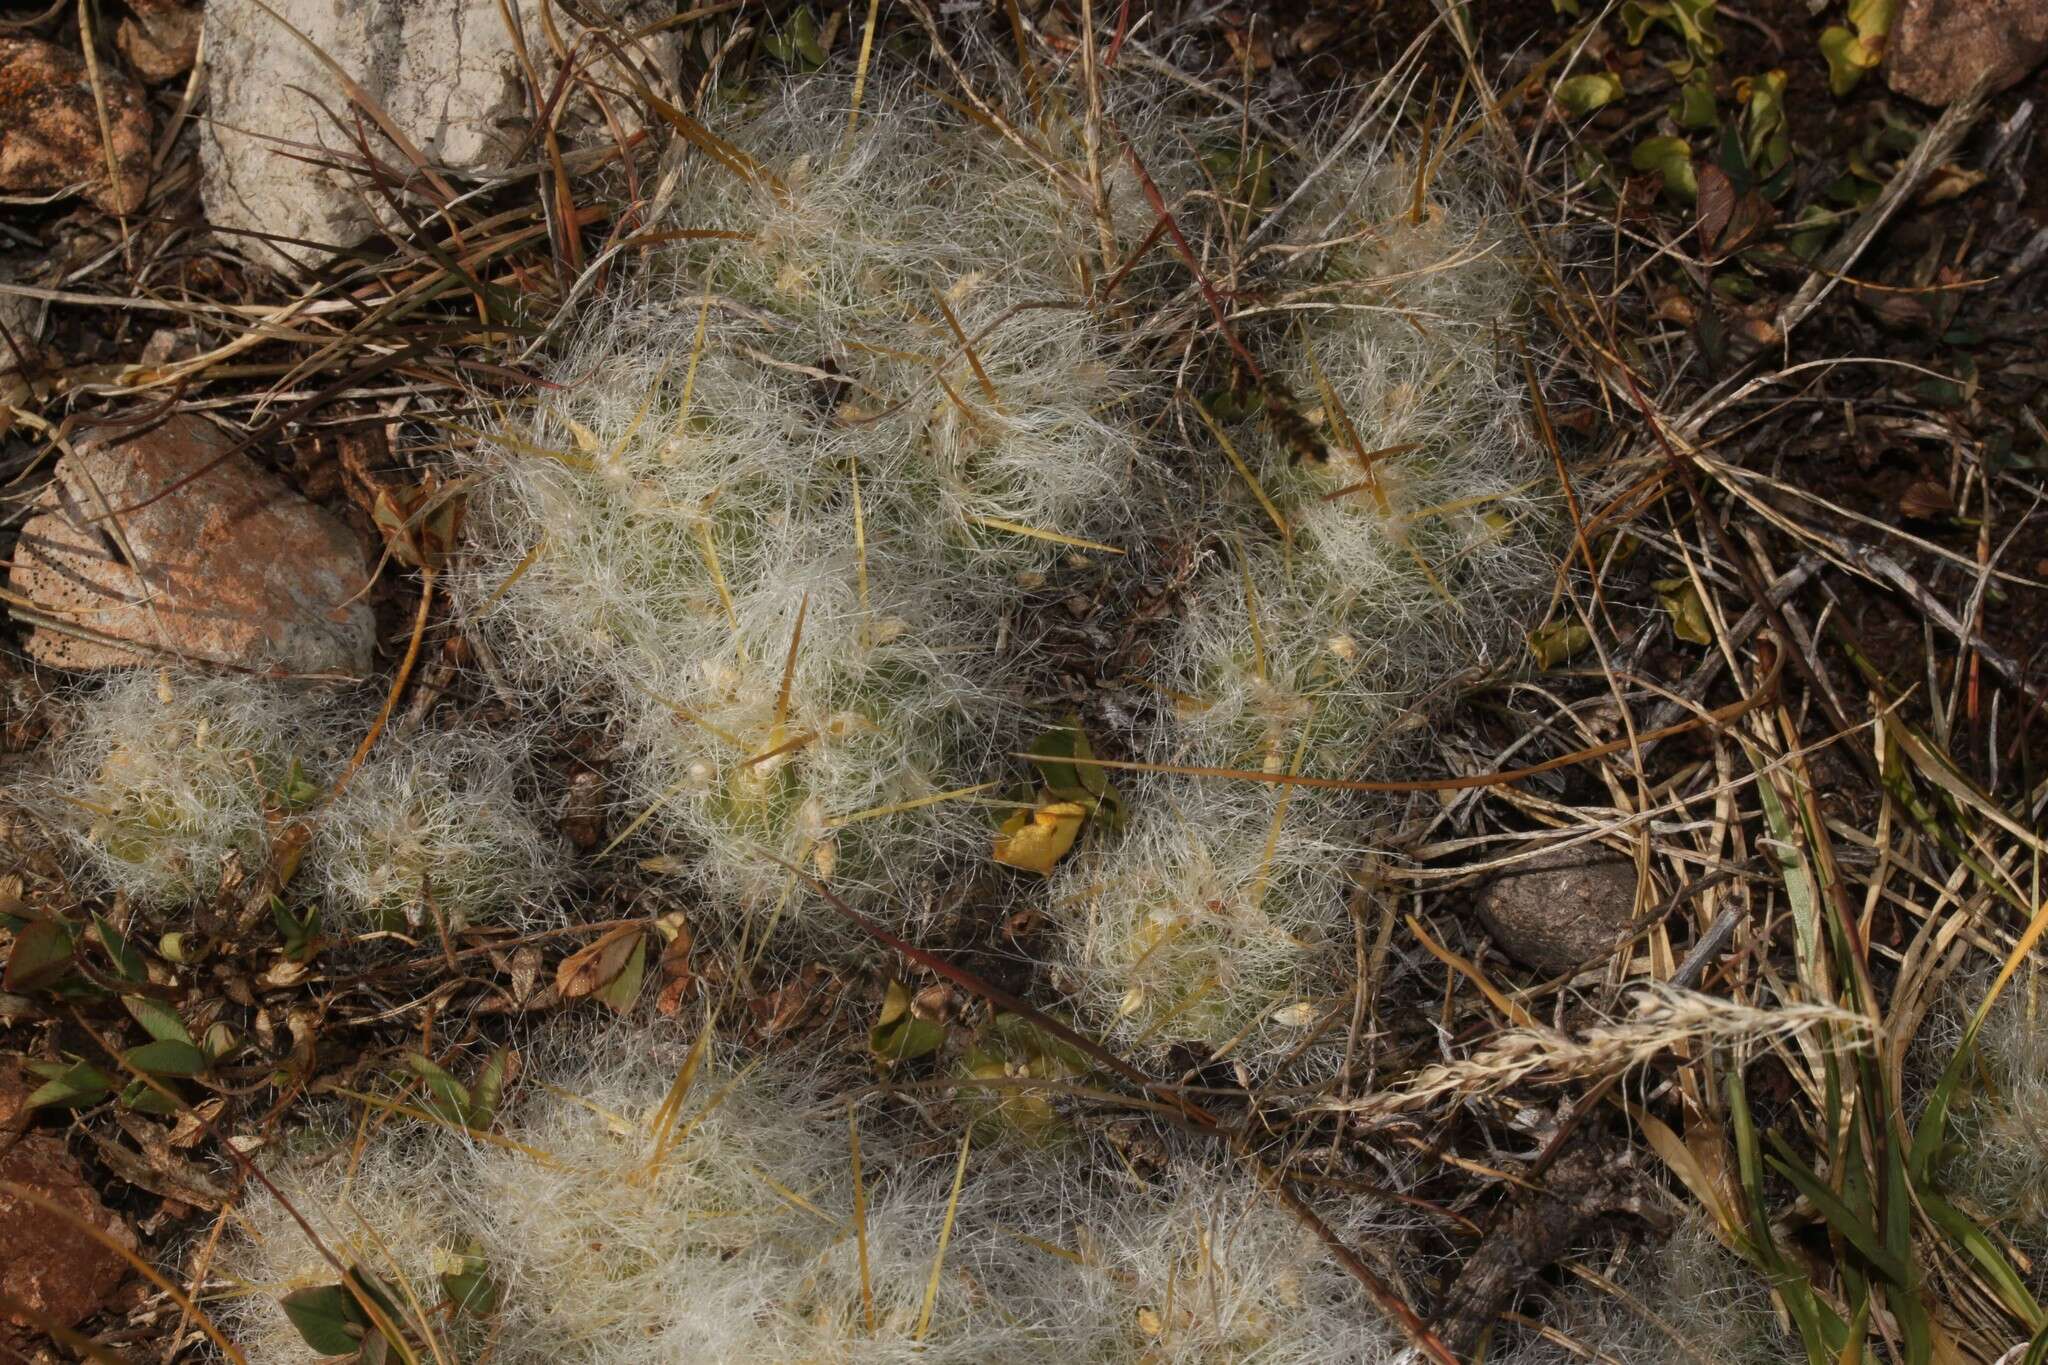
[[117, 2, 203, 85], [1888, 0, 2048, 106], [0, 37, 153, 214], [1472, 847, 1639, 976], [202, 0, 678, 270], [7, 414, 376, 674], [0, 1135, 134, 1330]]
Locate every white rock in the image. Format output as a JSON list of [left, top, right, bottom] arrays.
[[201, 0, 675, 270]]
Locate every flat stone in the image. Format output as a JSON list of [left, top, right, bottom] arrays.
[[0, 36, 153, 214], [1473, 847, 1639, 976], [7, 414, 376, 674], [201, 0, 678, 270], [117, 3, 202, 85], [0, 1135, 134, 1330], [1888, 0, 2048, 106]]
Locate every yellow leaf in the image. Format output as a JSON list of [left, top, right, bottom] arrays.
[[992, 799, 1089, 875]]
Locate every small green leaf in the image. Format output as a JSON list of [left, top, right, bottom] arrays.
[[1554, 72, 1624, 116], [120, 1077, 186, 1115], [124, 1039, 207, 1077], [92, 913, 147, 984], [470, 1048, 511, 1128], [25, 1059, 114, 1111], [123, 995, 195, 1047], [281, 1284, 362, 1355], [869, 979, 945, 1064], [1526, 620, 1593, 669], [1652, 577, 1715, 645], [1631, 135, 1698, 202], [1673, 67, 1718, 129], [405, 1054, 472, 1125], [440, 1244, 500, 1317], [4, 916, 76, 993]]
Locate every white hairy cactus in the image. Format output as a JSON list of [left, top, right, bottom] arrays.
[[1052, 773, 1362, 1056], [314, 722, 568, 935], [458, 71, 1186, 934], [37, 670, 565, 937], [37, 670, 336, 905], [214, 1023, 1427, 1364], [1055, 127, 1555, 1058]]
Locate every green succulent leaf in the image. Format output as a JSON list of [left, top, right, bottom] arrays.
[[1632, 135, 1699, 202], [1554, 72, 1624, 116], [1652, 577, 1716, 645]]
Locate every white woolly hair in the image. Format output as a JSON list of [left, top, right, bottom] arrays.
[[1495, 1211, 1789, 1364], [213, 1024, 1427, 1363], [1050, 772, 1364, 1058], [1929, 979, 2048, 1278], [35, 669, 341, 906], [457, 70, 1188, 936], [1049, 1161, 1423, 1364], [1061, 117, 1557, 1061], [312, 720, 569, 935]]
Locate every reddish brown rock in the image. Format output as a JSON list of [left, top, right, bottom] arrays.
[[0, 37, 153, 214], [117, 3, 202, 85], [0, 1135, 134, 1330], [1888, 0, 2048, 105], [1473, 847, 1640, 976], [7, 414, 377, 674]]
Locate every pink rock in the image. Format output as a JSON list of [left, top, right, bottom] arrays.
[[1888, 0, 2048, 105], [0, 1135, 134, 1330], [0, 36, 153, 214], [7, 414, 376, 674]]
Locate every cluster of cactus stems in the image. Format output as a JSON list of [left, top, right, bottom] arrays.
[[9, 48, 1569, 1362]]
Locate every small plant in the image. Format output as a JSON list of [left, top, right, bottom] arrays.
[[458, 71, 1183, 937], [1062, 127, 1556, 1062], [1052, 776, 1359, 1058], [313, 722, 568, 935], [38, 670, 333, 906]]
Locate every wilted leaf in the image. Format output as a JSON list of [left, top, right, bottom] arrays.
[[1555, 72, 1624, 116], [1652, 577, 1716, 645], [1820, 0, 1896, 95], [4, 915, 75, 992], [870, 978, 945, 1063], [1695, 163, 1735, 253], [556, 924, 643, 1001], [281, 1284, 362, 1355], [594, 936, 647, 1014], [993, 800, 1090, 876], [1527, 620, 1594, 669]]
